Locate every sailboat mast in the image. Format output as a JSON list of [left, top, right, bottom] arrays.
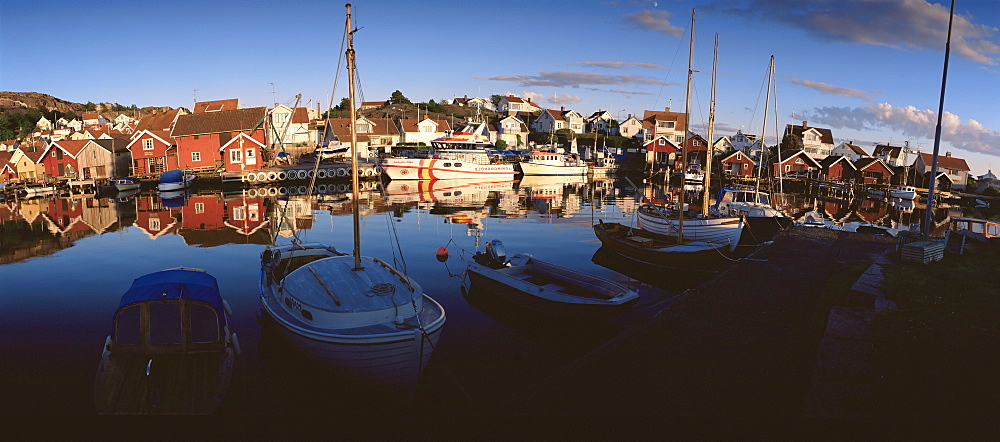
[[678, 8, 694, 243], [346, 3, 362, 270], [922, 0, 955, 237], [701, 33, 718, 218], [757, 55, 774, 197]]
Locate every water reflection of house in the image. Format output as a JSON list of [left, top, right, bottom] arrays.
[[519, 175, 585, 217], [80, 197, 121, 234], [269, 197, 314, 238], [855, 199, 890, 225], [133, 195, 180, 239]]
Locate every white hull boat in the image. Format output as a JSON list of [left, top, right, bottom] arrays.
[[158, 169, 195, 191], [380, 157, 515, 180], [519, 151, 587, 176], [636, 205, 743, 251], [113, 177, 141, 191], [889, 185, 917, 200]]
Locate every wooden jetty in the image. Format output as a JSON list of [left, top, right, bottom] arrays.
[[219, 163, 381, 185]]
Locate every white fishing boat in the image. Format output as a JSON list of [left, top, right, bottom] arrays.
[[889, 185, 917, 200], [380, 120, 516, 180], [158, 169, 195, 191], [113, 177, 141, 191], [588, 156, 620, 176], [259, 5, 445, 397], [22, 184, 58, 198], [518, 151, 587, 176], [94, 268, 239, 415], [465, 240, 638, 309], [683, 163, 705, 183]]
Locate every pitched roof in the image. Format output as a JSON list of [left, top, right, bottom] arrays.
[[21, 149, 45, 163], [134, 109, 184, 132], [853, 157, 894, 174], [918, 152, 970, 171], [398, 118, 447, 133], [81, 111, 101, 120], [503, 96, 525, 103], [92, 138, 132, 154], [820, 155, 858, 170], [771, 149, 822, 168], [642, 109, 686, 130], [785, 123, 834, 144], [51, 139, 90, 156], [172, 107, 267, 137], [841, 142, 867, 156], [872, 144, 903, 160], [321, 117, 400, 142], [291, 107, 311, 124], [194, 99, 240, 113], [0, 151, 12, 165], [719, 150, 752, 162]]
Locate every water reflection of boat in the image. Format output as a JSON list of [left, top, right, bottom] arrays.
[[113, 177, 141, 191], [382, 178, 516, 208], [464, 240, 639, 310], [114, 188, 141, 203], [158, 189, 190, 207], [590, 246, 713, 290], [94, 268, 238, 415]]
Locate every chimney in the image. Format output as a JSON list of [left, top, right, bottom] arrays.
[[628, 113, 632, 119], [802, 120, 808, 128], [946, 151, 952, 157], [560, 106, 565, 112], [665, 107, 670, 112]]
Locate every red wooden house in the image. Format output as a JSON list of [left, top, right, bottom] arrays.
[[718, 150, 755, 177], [853, 158, 894, 185], [681, 134, 710, 169], [643, 135, 679, 171], [179, 194, 227, 230], [41, 139, 89, 179], [133, 195, 180, 240], [0, 151, 15, 182], [171, 107, 268, 172], [819, 155, 857, 182], [42, 198, 88, 234], [770, 150, 821, 178], [127, 129, 178, 174]]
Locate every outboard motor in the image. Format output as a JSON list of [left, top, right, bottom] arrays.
[[485, 240, 506, 267]]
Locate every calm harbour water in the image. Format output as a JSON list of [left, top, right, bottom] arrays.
[[0, 175, 968, 414]]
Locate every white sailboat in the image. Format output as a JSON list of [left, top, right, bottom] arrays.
[[636, 28, 743, 252], [259, 4, 445, 396]]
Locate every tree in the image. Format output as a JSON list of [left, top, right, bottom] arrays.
[[389, 90, 411, 105], [779, 133, 803, 152], [495, 139, 508, 150], [426, 99, 444, 114], [84, 101, 97, 111], [490, 94, 503, 108], [983, 185, 1000, 197]]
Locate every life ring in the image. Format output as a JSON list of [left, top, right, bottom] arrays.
[[267, 188, 278, 196], [254, 172, 266, 182], [247, 188, 259, 198], [278, 187, 288, 195], [297, 185, 307, 194], [317, 184, 327, 193], [337, 167, 349, 177], [277, 171, 288, 181], [307, 170, 316, 178], [246, 172, 257, 182], [297, 170, 308, 180], [374, 167, 382, 175], [317, 169, 328, 179], [267, 171, 278, 181], [364, 168, 375, 177], [337, 183, 349, 193]]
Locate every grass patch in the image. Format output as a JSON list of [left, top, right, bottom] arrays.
[[874, 246, 1000, 417]]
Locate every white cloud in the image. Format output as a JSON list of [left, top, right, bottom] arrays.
[[547, 93, 583, 105], [806, 102, 1000, 155], [569, 61, 667, 69], [626, 10, 684, 38], [782, 75, 876, 102], [477, 71, 671, 88]]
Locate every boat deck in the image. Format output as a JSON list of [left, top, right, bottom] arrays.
[[94, 351, 233, 415], [508, 270, 611, 300]]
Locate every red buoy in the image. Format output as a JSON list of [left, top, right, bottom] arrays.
[[435, 246, 449, 262]]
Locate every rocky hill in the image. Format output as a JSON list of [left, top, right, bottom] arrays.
[[0, 91, 80, 113]]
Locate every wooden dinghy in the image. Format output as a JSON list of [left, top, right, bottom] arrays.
[[94, 268, 239, 415], [593, 220, 731, 269], [465, 240, 639, 307]]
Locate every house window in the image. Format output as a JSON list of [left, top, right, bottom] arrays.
[[785, 165, 791, 172], [192, 152, 201, 162], [195, 202, 205, 213], [357, 124, 370, 133], [736, 153, 742, 161], [246, 149, 255, 158], [230, 149, 243, 163], [143, 139, 154, 150], [232, 207, 245, 221]]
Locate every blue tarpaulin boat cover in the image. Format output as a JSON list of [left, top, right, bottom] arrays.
[[159, 169, 184, 183], [117, 269, 225, 316]]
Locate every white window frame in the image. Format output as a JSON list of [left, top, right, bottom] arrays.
[[142, 138, 154, 151], [191, 152, 201, 162], [229, 148, 242, 163], [194, 202, 205, 213]]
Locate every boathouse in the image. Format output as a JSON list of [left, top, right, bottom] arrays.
[[41, 139, 88, 179], [719, 150, 755, 177], [819, 155, 857, 182], [171, 107, 267, 172], [77, 138, 131, 179], [853, 157, 894, 185], [128, 130, 178, 174], [770, 149, 821, 179]]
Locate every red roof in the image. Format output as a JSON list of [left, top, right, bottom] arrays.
[[194, 99, 240, 113], [918, 152, 970, 171], [50, 139, 90, 157]]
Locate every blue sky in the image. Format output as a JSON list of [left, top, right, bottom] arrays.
[[2, 0, 998, 174]]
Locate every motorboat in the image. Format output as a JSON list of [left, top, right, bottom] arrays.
[[683, 163, 705, 183], [711, 187, 793, 243], [158, 169, 195, 191], [113, 177, 141, 191], [380, 120, 516, 180], [464, 239, 638, 308], [518, 151, 588, 176], [587, 156, 620, 176], [93, 268, 239, 414], [889, 185, 917, 200]]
